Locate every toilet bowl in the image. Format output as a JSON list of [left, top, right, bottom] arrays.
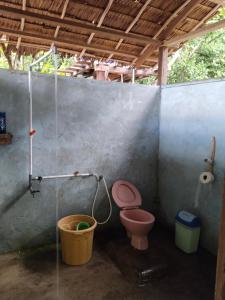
[[112, 180, 155, 250]]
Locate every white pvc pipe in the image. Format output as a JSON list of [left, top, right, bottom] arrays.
[[32, 173, 96, 180], [29, 48, 53, 68], [28, 69, 33, 175], [28, 47, 56, 180], [132, 68, 135, 84]]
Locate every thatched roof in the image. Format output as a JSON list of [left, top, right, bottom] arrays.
[[0, 0, 223, 68]]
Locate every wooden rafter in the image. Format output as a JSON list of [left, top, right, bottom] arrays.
[[0, 5, 160, 47], [2, 40, 154, 67], [151, 2, 222, 71], [94, 64, 156, 76], [0, 27, 139, 59], [190, 3, 221, 32], [209, 0, 225, 5], [0, 0, 221, 68], [54, 0, 69, 39], [160, 0, 204, 39], [108, 0, 153, 61], [133, 1, 191, 66], [133, 0, 191, 66], [16, 0, 26, 53], [135, 0, 202, 67], [164, 18, 225, 46], [215, 177, 225, 300], [80, 0, 114, 58]]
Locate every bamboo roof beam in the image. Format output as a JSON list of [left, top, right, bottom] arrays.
[[107, 0, 153, 61], [16, 0, 26, 53], [80, 0, 114, 58], [0, 5, 160, 47], [133, 0, 191, 66], [151, 2, 222, 71], [164, 18, 225, 46], [53, 0, 69, 40], [1, 39, 154, 67], [0, 27, 139, 59], [2, 40, 154, 67], [135, 0, 202, 67], [94, 65, 156, 76], [209, 0, 225, 5], [160, 0, 205, 39], [190, 3, 221, 32]]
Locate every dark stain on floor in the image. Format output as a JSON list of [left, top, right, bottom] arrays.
[[0, 225, 216, 300]]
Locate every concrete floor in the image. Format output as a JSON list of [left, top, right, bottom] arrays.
[[0, 226, 216, 300]]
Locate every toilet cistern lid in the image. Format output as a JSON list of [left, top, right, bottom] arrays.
[[112, 180, 142, 209]]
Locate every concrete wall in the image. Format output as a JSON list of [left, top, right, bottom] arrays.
[[159, 79, 225, 254], [0, 69, 160, 253]]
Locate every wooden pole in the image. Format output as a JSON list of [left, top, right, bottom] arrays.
[[95, 70, 106, 80], [157, 46, 168, 85], [215, 177, 225, 300]]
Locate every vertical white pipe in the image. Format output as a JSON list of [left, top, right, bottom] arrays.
[[28, 46, 55, 179], [132, 68, 135, 84], [28, 67, 33, 176]]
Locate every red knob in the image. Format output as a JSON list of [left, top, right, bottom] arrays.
[[29, 129, 36, 136]]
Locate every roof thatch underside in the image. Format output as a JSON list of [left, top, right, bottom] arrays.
[[0, 0, 222, 67]]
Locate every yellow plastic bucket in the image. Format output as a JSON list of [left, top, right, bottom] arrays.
[[57, 215, 97, 266]]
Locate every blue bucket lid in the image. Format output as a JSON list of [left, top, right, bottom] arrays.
[[176, 210, 201, 228]]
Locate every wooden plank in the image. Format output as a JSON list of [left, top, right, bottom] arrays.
[[0, 5, 160, 46], [164, 18, 225, 46], [16, 0, 26, 51], [108, 0, 153, 60], [157, 46, 168, 85], [132, 0, 190, 65], [191, 4, 221, 32], [149, 2, 221, 71], [94, 64, 155, 76], [54, 0, 69, 38], [2, 39, 154, 67], [0, 27, 138, 59], [215, 177, 225, 300], [80, 0, 114, 58], [209, 0, 225, 5], [135, 0, 202, 66], [161, 0, 203, 39], [95, 70, 107, 80], [134, 0, 190, 66], [153, 0, 191, 39], [0, 133, 13, 145]]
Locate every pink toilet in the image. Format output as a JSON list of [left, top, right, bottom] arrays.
[[112, 180, 155, 250]]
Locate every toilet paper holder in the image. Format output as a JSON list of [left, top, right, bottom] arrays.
[[203, 136, 216, 173], [199, 136, 216, 184]]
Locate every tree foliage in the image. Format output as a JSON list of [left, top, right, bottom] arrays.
[[168, 9, 225, 84], [140, 8, 225, 85]]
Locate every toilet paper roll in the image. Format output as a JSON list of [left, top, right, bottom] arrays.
[[199, 171, 214, 184]]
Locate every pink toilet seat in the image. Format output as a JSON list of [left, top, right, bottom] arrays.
[[120, 208, 155, 224], [112, 180, 141, 209]]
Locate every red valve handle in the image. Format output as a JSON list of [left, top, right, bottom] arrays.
[[29, 129, 36, 136]]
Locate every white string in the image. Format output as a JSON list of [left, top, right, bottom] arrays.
[[92, 176, 112, 225], [53, 50, 60, 299]]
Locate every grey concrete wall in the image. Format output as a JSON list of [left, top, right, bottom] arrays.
[[0, 69, 160, 253], [159, 79, 225, 254]]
